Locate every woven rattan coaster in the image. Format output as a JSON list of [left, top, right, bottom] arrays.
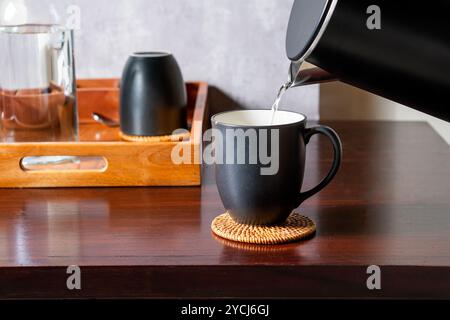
[[120, 131, 190, 142], [211, 212, 316, 245]]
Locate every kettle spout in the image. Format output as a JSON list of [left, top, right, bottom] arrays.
[[288, 61, 302, 85], [289, 62, 338, 88]]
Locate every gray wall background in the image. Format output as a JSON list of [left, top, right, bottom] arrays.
[[58, 0, 319, 117]]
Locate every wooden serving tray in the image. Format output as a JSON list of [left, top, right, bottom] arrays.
[[0, 79, 208, 188]]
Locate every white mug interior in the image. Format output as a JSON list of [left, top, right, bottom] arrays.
[[212, 110, 306, 127]]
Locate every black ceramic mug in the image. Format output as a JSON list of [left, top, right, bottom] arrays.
[[120, 52, 187, 137], [212, 110, 342, 225]]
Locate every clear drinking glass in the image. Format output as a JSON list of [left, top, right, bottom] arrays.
[[0, 0, 78, 142]]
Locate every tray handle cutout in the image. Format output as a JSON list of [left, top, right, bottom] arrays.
[[20, 156, 108, 172]]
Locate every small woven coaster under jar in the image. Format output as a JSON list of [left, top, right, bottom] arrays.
[[211, 212, 316, 245], [120, 131, 190, 142]]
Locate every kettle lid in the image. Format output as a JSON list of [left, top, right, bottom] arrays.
[[286, 0, 336, 62]]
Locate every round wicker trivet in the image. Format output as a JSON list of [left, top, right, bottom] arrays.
[[120, 131, 190, 142], [211, 212, 316, 245], [212, 234, 296, 252]]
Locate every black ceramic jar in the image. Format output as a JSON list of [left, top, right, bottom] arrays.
[[120, 52, 187, 137]]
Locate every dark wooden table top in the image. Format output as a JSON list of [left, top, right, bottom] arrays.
[[0, 121, 449, 299]]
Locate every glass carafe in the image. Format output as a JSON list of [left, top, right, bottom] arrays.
[[0, 0, 78, 142]]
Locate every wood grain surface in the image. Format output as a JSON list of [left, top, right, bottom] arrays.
[[0, 121, 449, 299]]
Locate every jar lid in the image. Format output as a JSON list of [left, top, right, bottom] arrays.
[[0, 0, 60, 27]]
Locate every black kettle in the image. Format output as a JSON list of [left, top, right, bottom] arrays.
[[286, 0, 450, 122]]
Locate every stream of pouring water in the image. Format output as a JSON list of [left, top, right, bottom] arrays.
[[270, 61, 307, 124], [270, 81, 293, 125]]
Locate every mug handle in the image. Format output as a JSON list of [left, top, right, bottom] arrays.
[[298, 125, 343, 205]]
